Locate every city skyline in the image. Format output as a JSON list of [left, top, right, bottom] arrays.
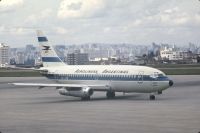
[[3, 42, 200, 67], [0, 0, 200, 47]]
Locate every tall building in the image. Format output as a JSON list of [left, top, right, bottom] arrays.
[[16, 52, 25, 64], [160, 46, 191, 62], [0, 43, 10, 67], [67, 52, 89, 65], [26, 44, 35, 53], [25, 44, 37, 66]]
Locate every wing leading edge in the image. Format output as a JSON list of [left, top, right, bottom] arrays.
[[10, 83, 110, 91]]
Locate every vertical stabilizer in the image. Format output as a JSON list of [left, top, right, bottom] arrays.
[[37, 30, 66, 67]]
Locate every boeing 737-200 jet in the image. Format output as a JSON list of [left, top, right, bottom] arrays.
[[11, 30, 173, 100]]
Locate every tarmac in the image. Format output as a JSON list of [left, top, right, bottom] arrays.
[[0, 76, 200, 133]]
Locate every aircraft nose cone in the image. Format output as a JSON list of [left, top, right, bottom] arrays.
[[169, 80, 173, 87]]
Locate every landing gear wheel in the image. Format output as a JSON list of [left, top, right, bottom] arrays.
[[81, 96, 90, 101], [106, 91, 115, 99], [150, 95, 155, 100]]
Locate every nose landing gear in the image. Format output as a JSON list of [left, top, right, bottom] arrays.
[[157, 90, 162, 94]]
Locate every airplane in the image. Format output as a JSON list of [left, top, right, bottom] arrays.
[[11, 30, 173, 100]]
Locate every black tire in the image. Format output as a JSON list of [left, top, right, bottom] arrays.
[[150, 95, 155, 100], [81, 96, 90, 101], [157, 91, 162, 94], [106, 91, 115, 99]]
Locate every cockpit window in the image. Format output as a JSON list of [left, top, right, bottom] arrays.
[[150, 73, 166, 78], [158, 74, 164, 77]]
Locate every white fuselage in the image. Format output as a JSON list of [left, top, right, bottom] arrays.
[[42, 65, 170, 93]]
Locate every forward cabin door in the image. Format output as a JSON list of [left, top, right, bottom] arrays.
[[152, 72, 159, 90]]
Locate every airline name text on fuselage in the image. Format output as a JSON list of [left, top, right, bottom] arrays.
[[74, 69, 128, 74]]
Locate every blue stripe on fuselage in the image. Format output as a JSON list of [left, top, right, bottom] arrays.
[[42, 57, 61, 62], [43, 74, 169, 81], [38, 37, 48, 42]]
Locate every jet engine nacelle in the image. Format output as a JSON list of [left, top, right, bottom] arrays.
[[58, 87, 93, 98]]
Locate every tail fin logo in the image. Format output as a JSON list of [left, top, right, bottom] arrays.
[[42, 45, 51, 53]]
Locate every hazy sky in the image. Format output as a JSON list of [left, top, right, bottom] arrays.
[[0, 0, 200, 47]]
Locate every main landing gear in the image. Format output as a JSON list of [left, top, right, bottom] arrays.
[[81, 96, 90, 101], [149, 94, 155, 100], [106, 91, 115, 99]]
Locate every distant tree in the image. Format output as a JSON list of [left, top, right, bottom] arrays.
[[148, 51, 154, 58], [147, 51, 155, 64], [142, 54, 148, 64], [142, 54, 147, 58], [197, 56, 200, 63], [116, 58, 121, 63]]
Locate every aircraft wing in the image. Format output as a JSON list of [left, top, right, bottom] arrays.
[[10, 83, 110, 91]]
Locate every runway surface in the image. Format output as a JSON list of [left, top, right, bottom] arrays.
[[0, 76, 200, 133]]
